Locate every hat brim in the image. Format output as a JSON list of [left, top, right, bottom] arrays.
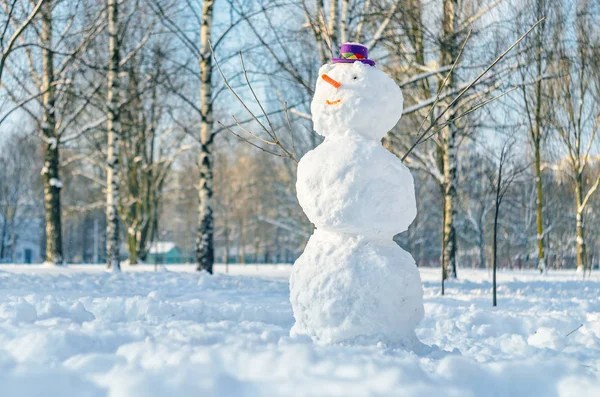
[[331, 58, 375, 66]]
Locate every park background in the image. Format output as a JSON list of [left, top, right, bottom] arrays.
[[1, 0, 600, 279]]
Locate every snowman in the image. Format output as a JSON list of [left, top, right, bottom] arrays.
[[289, 43, 424, 346]]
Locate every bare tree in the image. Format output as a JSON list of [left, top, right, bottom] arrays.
[[513, 0, 558, 274], [221, 1, 540, 288], [380, 0, 511, 287], [1, 0, 105, 265], [490, 139, 526, 306], [549, 3, 600, 275], [0, 0, 45, 85], [457, 145, 495, 269], [145, 0, 218, 272], [118, 49, 189, 265], [147, 0, 279, 273]]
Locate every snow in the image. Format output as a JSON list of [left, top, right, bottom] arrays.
[[292, 60, 421, 344], [49, 178, 63, 188], [0, 265, 598, 396]]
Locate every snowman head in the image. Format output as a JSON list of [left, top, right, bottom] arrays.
[[311, 49, 403, 140]]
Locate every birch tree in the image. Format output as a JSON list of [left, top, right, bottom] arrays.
[[106, 0, 121, 271], [384, 0, 510, 285], [118, 48, 189, 265], [146, 0, 216, 271], [196, 0, 215, 273], [549, 3, 600, 274], [514, 0, 557, 273], [148, 0, 268, 273], [1, 0, 105, 265]]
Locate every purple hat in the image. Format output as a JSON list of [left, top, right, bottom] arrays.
[[332, 43, 375, 66]]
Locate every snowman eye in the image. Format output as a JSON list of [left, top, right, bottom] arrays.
[[352, 76, 358, 80]]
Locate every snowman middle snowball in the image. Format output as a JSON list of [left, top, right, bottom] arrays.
[[289, 53, 425, 346]]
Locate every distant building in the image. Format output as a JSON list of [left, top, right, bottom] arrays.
[[14, 235, 42, 264], [146, 242, 183, 264], [0, 217, 43, 264]]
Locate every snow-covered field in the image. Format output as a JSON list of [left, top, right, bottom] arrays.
[[0, 264, 599, 396]]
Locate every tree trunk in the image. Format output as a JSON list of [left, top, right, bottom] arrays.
[[314, 0, 325, 63], [531, 0, 547, 274], [253, 236, 260, 264], [10, 224, 17, 262], [575, 174, 587, 273], [41, 1, 63, 265], [224, 219, 230, 265], [0, 220, 7, 259], [442, 127, 458, 279], [478, 226, 486, 270], [492, 163, 503, 307], [534, 140, 545, 272], [128, 229, 138, 265], [340, 0, 348, 43], [328, 0, 337, 49], [195, 0, 215, 274], [492, 199, 499, 307], [106, 0, 121, 271], [440, 0, 458, 280], [439, 167, 446, 294], [43, 134, 63, 265], [238, 225, 246, 264]]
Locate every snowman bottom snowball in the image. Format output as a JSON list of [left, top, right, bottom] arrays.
[[289, 229, 424, 346]]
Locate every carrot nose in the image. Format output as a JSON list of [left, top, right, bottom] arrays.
[[321, 74, 341, 88]]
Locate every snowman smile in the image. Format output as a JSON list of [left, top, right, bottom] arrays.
[[326, 99, 342, 105]]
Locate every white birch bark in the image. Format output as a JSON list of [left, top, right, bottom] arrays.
[[106, 0, 121, 271], [195, 0, 215, 273]]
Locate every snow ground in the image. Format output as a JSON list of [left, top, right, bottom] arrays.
[[0, 264, 599, 397]]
